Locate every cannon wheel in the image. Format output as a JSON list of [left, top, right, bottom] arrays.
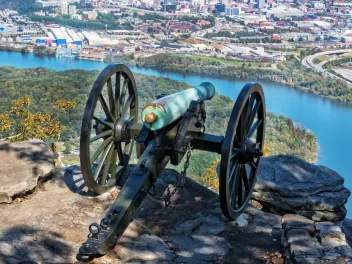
[[219, 83, 265, 220], [80, 64, 138, 194]]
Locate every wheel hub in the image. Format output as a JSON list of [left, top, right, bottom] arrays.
[[112, 117, 130, 143], [238, 138, 262, 164]]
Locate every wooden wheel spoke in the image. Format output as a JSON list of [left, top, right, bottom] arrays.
[[107, 77, 115, 118], [245, 95, 255, 135], [120, 94, 134, 120], [237, 166, 243, 208], [101, 145, 115, 185], [93, 141, 114, 180], [242, 165, 250, 191], [228, 162, 237, 184], [90, 130, 112, 143], [116, 142, 125, 166], [115, 73, 121, 117], [90, 136, 113, 164], [93, 116, 113, 129], [238, 105, 247, 142], [231, 148, 240, 160], [120, 77, 129, 113], [110, 148, 118, 180], [99, 94, 114, 122], [230, 164, 240, 206], [248, 119, 262, 138], [247, 101, 261, 134]]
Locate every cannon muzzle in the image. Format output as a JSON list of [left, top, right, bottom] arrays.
[[142, 82, 215, 131]]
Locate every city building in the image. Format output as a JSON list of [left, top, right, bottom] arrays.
[[225, 7, 242, 16], [193, 0, 206, 9], [341, 36, 352, 43], [108, 0, 130, 6], [68, 5, 77, 16], [61, 0, 69, 15], [215, 3, 225, 13], [255, 0, 265, 9], [266, 6, 304, 19], [36, 0, 79, 7], [86, 10, 98, 20], [221, 0, 231, 5]]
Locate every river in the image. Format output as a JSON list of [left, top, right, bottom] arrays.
[[1, 51, 352, 215]]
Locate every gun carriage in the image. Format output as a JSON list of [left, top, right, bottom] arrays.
[[79, 64, 266, 258]]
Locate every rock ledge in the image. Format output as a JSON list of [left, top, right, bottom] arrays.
[[0, 139, 54, 203], [253, 155, 350, 222]]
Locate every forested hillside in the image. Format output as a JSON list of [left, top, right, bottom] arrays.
[[0, 0, 39, 14], [0, 67, 317, 180]]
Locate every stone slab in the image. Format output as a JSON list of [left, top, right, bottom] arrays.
[[0, 139, 54, 203]]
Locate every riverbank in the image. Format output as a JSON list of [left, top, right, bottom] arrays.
[[135, 53, 352, 104], [1, 48, 351, 104]]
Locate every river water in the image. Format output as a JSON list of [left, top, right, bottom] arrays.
[[1, 51, 352, 215]]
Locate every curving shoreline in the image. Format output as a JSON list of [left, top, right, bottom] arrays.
[[135, 54, 352, 105]]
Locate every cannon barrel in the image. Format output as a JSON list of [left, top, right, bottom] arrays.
[[142, 82, 215, 131]]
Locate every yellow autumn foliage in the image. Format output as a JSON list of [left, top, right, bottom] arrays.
[[204, 158, 220, 191], [0, 113, 14, 134], [263, 144, 271, 157], [10, 94, 31, 118], [53, 100, 77, 113], [0, 95, 76, 142]]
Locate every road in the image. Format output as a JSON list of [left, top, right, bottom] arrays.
[[302, 49, 352, 86]]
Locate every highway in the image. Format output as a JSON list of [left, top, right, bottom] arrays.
[[302, 49, 352, 86]]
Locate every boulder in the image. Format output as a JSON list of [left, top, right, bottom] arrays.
[[252, 155, 350, 222], [0, 139, 54, 203]]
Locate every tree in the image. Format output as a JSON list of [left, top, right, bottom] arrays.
[[64, 141, 72, 154], [204, 159, 220, 190], [299, 50, 306, 60], [0, 95, 76, 142], [21, 47, 29, 54]]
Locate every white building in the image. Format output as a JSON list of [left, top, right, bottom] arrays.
[[68, 5, 77, 16], [266, 6, 304, 19], [36, 0, 79, 7], [108, 0, 131, 6], [61, 0, 69, 15], [193, 0, 206, 8], [225, 7, 242, 16]]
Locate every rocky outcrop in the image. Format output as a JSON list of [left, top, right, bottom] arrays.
[[0, 165, 284, 264], [0, 139, 54, 203], [1, 145, 351, 263], [281, 214, 352, 263], [253, 155, 350, 222]]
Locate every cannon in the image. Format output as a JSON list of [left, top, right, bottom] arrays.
[[78, 64, 266, 258]]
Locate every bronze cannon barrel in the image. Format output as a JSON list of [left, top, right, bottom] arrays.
[[141, 82, 215, 131]]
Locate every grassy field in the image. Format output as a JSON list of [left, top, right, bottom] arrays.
[[61, 153, 80, 165], [170, 54, 275, 68], [54, 142, 66, 152], [317, 55, 329, 61]]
